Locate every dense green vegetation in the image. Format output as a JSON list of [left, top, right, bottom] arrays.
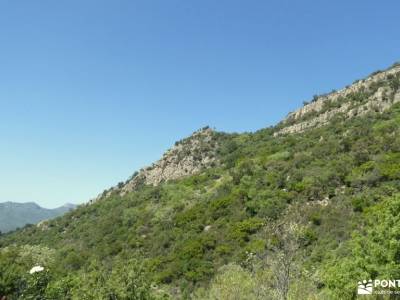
[[1, 80, 400, 298]]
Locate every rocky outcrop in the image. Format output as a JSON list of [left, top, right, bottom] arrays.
[[120, 127, 219, 194], [394, 89, 400, 103], [275, 65, 400, 135], [92, 127, 220, 202]]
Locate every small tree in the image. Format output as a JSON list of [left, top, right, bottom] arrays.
[[272, 222, 301, 299], [257, 219, 304, 300]]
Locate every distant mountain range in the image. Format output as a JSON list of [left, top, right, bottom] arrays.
[[0, 202, 76, 233]]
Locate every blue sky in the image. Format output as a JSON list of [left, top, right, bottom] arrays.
[[1, 0, 399, 208]]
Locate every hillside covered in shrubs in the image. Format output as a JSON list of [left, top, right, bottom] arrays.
[[1, 65, 400, 299]]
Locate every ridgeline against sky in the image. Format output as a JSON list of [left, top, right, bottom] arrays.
[[1, 0, 399, 207]]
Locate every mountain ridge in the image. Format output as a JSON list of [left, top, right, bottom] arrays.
[[1, 62, 399, 299], [91, 126, 226, 203], [0, 201, 76, 233], [94, 62, 400, 203]]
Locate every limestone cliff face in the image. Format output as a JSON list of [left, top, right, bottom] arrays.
[[92, 127, 220, 201], [275, 65, 400, 135], [120, 127, 219, 194]]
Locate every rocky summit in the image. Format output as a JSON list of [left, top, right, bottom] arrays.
[[92, 127, 222, 202], [121, 127, 220, 193]]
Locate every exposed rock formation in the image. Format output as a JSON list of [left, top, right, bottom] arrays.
[[275, 65, 400, 135], [92, 127, 220, 202], [120, 127, 219, 194]]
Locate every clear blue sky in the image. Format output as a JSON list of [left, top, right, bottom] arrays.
[[1, 0, 399, 208]]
